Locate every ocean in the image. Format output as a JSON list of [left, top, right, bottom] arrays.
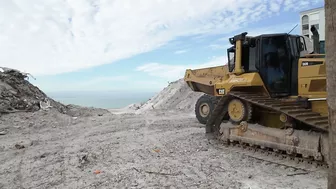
[[46, 91, 156, 109]]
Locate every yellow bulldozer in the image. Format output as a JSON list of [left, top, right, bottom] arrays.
[[184, 26, 329, 165]]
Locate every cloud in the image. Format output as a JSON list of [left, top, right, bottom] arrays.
[[207, 44, 231, 50], [243, 22, 301, 36], [136, 56, 227, 81], [174, 49, 188, 54], [0, 0, 322, 76], [269, 0, 283, 13], [210, 21, 302, 52], [217, 21, 301, 43], [282, 0, 322, 11]]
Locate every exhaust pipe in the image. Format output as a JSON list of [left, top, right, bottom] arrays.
[[310, 25, 320, 54]]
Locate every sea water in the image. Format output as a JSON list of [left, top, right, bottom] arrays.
[[46, 91, 156, 109]]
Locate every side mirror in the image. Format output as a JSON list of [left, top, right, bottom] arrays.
[[299, 42, 304, 51], [298, 36, 307, 52]]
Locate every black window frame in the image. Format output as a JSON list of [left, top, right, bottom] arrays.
[[227, 46, 235, 72]]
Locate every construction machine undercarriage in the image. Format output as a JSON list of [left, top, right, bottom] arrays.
[[205, 92, 329, 170]]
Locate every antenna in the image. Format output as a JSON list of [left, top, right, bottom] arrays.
[[288, 24, 298, 34]]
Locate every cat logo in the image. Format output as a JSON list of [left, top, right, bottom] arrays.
[[302, 62, 309, 66], [301, 61, 323, 66]]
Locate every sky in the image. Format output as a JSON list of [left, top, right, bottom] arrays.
[[0, 0, 324, 93]]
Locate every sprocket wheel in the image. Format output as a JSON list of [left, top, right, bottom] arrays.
[[227, 98, 252, 124]]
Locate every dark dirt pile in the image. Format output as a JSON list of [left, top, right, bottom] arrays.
[[0, 69, 109, 117]]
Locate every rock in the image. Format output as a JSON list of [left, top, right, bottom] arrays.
[[40, 154, 47, 159], [15, 144, 25, 149], [79, 154, 89, 164]]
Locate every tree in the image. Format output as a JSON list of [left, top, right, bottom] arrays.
[[325, 1, 336, 188]]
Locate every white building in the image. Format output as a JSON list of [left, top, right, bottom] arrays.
[[299, 7, 325, 53], [300, 7, 325, 40]]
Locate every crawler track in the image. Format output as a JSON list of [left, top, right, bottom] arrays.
[[206, 92, 330, 169], [215, 136, 328, 172], [228, 91, 329, 132]]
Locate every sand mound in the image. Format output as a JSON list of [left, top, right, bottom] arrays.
[[124, 103, 143, 110], [0, 68, 109, 117], [135, 78, 203, 113]]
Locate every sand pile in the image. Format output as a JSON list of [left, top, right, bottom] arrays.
[[135, 78, 203, 113]]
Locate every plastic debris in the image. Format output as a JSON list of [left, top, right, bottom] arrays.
[[93, 170, 101, 174], [39, 98, 52, 111]]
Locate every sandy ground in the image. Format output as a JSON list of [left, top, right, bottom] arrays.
[[0, 108, 327, 189], [0, 68, 328, 189]]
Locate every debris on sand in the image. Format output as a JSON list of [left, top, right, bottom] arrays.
[[0, 67, 109, 117], [0, 67, 36, 80], [0, 67, 67, 114]]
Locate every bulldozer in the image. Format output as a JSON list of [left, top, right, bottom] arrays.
[[184, 26, 329, 165]]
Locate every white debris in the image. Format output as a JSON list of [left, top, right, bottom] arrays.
[[39, 99, 52, 110]]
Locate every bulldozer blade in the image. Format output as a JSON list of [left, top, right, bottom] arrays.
[[218, 122, 329, 163]]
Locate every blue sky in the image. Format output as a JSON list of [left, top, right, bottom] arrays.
[[0, 0, 324, 93]]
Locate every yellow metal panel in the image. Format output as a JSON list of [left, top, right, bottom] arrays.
[[298, 77, 327, 98], [214, 73, 266, 95], [184, 65, 229, 86], [298, 58, 327, 98], [311, 101, 328, 116], [298, 58, 325, 78]]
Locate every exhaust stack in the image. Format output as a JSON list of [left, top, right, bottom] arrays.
[[310, 25, 320, 54]]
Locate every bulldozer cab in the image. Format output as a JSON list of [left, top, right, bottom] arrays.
[[227, 32, 307, 98]]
